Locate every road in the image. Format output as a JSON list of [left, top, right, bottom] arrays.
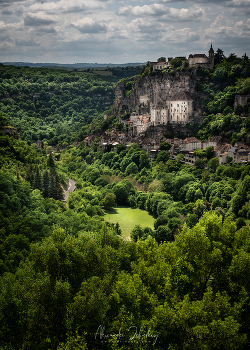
[[63, 178, 76, 201]]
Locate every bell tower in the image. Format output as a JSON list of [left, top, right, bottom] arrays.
[[208, 43, 214, 67]]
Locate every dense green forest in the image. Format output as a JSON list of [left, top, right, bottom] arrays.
[[0, 64, 141, 146], [1, 54, 250, 349]]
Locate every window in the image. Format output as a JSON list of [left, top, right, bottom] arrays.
[[177, 104, 179, 107]]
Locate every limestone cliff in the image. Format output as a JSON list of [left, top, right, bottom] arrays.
[[112, 69, 207, 121]]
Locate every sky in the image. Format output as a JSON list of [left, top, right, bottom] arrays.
[[0, 0, 249, 64]]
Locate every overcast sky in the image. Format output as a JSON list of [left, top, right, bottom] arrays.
[[0, 0, 249, 64]]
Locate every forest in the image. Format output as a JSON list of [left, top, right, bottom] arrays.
[[0, 64, 141, 146], [1, 52, 250, 349]]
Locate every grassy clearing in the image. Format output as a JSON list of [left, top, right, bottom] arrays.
[[104, 207, 155, 238]]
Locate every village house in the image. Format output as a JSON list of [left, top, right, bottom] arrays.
[[202, 136, 222, 149], [180, 137, 202, 152], [36, 140, 42, 149], [150, 58, 173, 71]]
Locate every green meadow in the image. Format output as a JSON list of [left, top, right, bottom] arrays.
[[104, 207, 155, 238]]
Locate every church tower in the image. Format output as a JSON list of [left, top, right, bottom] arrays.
[[208, 43, 214, 68]]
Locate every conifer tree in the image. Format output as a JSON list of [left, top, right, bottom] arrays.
[[54, 171, 64, 200], [43, 170, 50, 198], [47, 153, 55, 168], [33, 166, 43, 192], [25, 164, 34, 184], [48, 169, 56, 199]]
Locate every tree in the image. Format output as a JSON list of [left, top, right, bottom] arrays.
[[171, 57, 183, 68], [130, 224, 144, 241], [207, 157, 219, 172], [153, 225, 172, 243], [205, 146, 215, 159], [43, 170, 50, 198], [102, 193, 116, 211], [234, 104, 244, 115], [214, 48, 225, 65], [125, 162, 138, 176], [0, 112, 8, 127], [156, 150, 169, 163], [33, 167, 43, 192], [157, 57, 166, 62], [159, 141, 172, 151], [194, 158, 207, 169], [47, 152, 55, 168]]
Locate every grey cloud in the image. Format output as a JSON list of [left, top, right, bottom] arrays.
[[189, 33, 200, 41], [33, 26, 57, 33], [71, 20, 107, 33], [157, 0, 233, 3], [119, 4, 205, 22], [16, 39, 40, 46], [0, 0, 25, 5], [24, 13, 58, 26], [1, 9, 13, 15], [118, 4, 170, 16]]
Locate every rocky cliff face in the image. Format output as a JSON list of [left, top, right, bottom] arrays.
[[112, 69, 206, 119]]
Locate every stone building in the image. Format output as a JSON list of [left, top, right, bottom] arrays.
[[150, 91, 193, 126], [150, 58, 173, 71], [169, 91, 193, 124], [188, 45, 214, 69], [234, 95, 250, 109], [150, 45, 214, 71]]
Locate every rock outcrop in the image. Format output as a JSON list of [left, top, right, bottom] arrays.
[[112, 69, 207, 122]]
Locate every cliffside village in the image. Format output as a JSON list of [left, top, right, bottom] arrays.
[[32, 44, 250, 166], [83, 131, 250, 166], [117, 45, 215, 134]]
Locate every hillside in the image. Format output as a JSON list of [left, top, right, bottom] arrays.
[[0, 64, 142, 146], [2, 53, 250, 350], [105, 54, 250, 145]]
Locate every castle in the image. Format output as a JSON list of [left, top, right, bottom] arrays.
[[150, 44, 214, 71]]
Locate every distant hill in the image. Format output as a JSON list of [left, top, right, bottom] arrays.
[[1, 62, 145, 68]]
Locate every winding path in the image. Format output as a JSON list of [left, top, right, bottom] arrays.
[[64, 179, 76, 201]]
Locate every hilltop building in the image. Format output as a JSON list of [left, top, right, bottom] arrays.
[[150, 44, 214, 71]]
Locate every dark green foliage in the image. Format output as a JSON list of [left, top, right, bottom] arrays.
[[0, 65, 140, 145], [234, 104, 244, 115], [171, 57, 183, 68], [153, 225, 172, 243], [159, 141, 172, 151], [0, 112, 8, 127], [155, 150, 169, 163]]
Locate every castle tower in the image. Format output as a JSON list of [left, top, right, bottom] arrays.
[[208, 43, 214, 67]]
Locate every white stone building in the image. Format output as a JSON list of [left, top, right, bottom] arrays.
[[169, 91, 193, 124], [150, 91, 193, 126]]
